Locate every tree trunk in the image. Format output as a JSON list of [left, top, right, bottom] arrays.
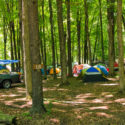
[[84, 0, 91, 65], [6, 1, 14, 71], [27, 0, 46, 114], [56, 0, 68, 85], [93, 21, 99, 62], [107, 0, 115, 76], [3, 16, 7, 60], [77, 10, 81, 64], [22, 0, 32, 99], [42, 0, 47, 79], [49, 0, 56, 79], [9, 22, 14, 71], [117, 0, 125, 91], [12, 21, 18, 71], [99, 0, 104, 63], [66, 0, 72, 77], [122, 15, 125, 30], [18, 0, 23, 72]]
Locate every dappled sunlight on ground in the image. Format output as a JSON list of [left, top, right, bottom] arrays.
[[91, 98, 104, 103], [52, 108, 66, 113], [43, 87, 57, 91], [50, 118, 60, 124], [43, 87, 69, 92], [100, 83, 119, 86], [75, 93, 94, 99], [1, 93, 22, 97], [0, 79, 125, 124], [115, 98, 125, 105], [96, 112, 113, 118], [89, 106, 109, 110]]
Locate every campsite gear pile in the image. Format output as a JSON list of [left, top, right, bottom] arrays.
[[73, 63, 109, 82], [41, 67, 61, 75], [0, 65, 10, 74], [73, 63, 90, 77]]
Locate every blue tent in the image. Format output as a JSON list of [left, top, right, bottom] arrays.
[[85, 67, 101, 75], [95, 65, 109, 76], [82, 67, 108, 82], [0, 60, 19, 65]]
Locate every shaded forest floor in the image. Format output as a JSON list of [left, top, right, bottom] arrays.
[[0, 77, 125, 125]]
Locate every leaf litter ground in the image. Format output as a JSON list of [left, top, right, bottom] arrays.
[[0, 77, 125, 125]]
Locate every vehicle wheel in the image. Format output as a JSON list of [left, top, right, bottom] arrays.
[[3, 80, 11, 89]]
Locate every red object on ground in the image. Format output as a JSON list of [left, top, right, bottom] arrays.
[[107, 68, 109, 72], [73, 65, 78, 74], [114, 62, 118, 67]]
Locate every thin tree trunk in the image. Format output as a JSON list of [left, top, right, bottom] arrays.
[[72, 33, 75, 63], [66, 0, 72, 77], [12, 21, 18, 70], [6, 1, 14, 71], [84, 0, 91, 65], [56, 0, 68, 85], [117, 0, 125, 91], [3, 17, 7, 60], [10, 22, 14, 71], [93, 22, 99, 62], [107, 0, 115, 76], [49, 0, 56, 79], [122, 15, 125, 30], [18, 0, 23, 72], [77, 10, 81, 64], [42, 0, 47, 79], [99, 0, 104, 63]]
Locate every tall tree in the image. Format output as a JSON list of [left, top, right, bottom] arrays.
[[84, 0, 91, 65], [6, 1, 14, 71], [107, 0, 115, 76], [56, 0, 68, 85], [77, 9, 81, 64], [23, 0, 46, 114], [66, 0, 72, 77], [3, 16, 7, 60], [22, 0, 32, 99], [99, 0, 104, 63], [18, 0, 22, 71], [42, 0, 47, 79], [49, 0, 56, 79], [117, 0, 125, 91]]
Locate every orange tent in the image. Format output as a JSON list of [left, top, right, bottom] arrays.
[[50, 68, 61, 75]]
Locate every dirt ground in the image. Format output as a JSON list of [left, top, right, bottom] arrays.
[[0, 77, 125, 125]]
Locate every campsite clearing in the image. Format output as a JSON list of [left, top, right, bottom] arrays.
[[0, 77, 125, 125]]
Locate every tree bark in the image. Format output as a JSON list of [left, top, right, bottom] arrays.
[[77, 10, 81, 64], [107, 0, 115, 76], [117, 0, 125, 91], [3, 16, 7, 60], [84, 0, 91, 65], [12, 21, 18, 70], [93, 21, 99, 62], [25, 0, 46, 114], [22, 0, 32, 99], [122, 15, 125, 30], [99, 0, 104, 63], [49, 0, 56, 79], [56, 0, 68, 85], [9, 22, 14, 71], [66, 0, 72, 77], [42, 0, 47, 79]]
